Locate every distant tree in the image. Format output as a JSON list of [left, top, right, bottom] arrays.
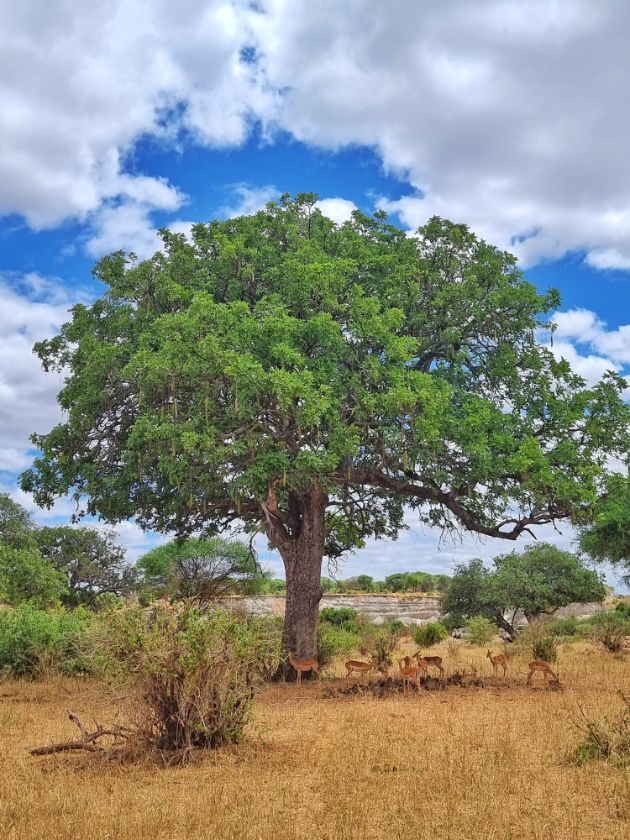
[[356, 574, 375, 592], [320, 576, 337, 593], [579, 473, 630, 584], [36, 526, 133, 607], [0, 493, 35, 548], [384, 573, 409, 592], [136, 537, 262, 603], [442, 545, 606, 639], [0, 544, 65, 608]]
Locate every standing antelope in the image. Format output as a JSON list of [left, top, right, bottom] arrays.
[[413, 651, 444, 678], [288, 652, 319, 685], [398, 657, 421, 693], [526, 660, 559, 686], [345, 659, 376, 679], [486, 649, 508, 677]]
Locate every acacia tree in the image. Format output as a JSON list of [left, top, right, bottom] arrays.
[[21, 195, 630, 661], [579, 473, 630, 584], [442, 545, 606, 638]]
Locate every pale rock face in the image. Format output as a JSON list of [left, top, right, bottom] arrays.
[[219, 595, 606, 625]]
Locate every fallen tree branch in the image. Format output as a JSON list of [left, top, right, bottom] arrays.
[[30, 710, 133, 756]]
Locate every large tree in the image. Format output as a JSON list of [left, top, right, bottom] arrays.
[[0, 493, 35, 548], [579, 473, 630, 584], [21, 196, 630, 660]]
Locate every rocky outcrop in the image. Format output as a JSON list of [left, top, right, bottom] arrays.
[[220, 594, 607, 626]]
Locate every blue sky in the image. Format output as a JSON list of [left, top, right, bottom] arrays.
[[2, 0, 630, 588]]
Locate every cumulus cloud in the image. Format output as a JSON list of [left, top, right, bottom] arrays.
[[4, 1, 630, 266], [554, 308, 630, 367], [316, 198, 357, 225]]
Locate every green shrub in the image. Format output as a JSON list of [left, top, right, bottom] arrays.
[[101, 604, 277, 758], [387, 619, 406, 636], [359, 626, 397, 672], [319, 607, 359, 632], [590, 612, 629, 653], [466, 616, 495, 646], [532, 635, 558, 662], [547, 617, 582, 638], [0, 604, 94, 677], [316, 622, 358, 667], [615, 602, 630, 618], [413, 622, 448, 647]]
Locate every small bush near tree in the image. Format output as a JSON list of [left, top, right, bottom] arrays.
[[518, 619, 558, 662], [319, 606, 358, 632], [466, 616, 495, 646], [413, 622, 448, 647]]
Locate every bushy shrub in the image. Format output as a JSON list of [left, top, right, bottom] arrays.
[[590, 612, 629, 653], [466, 616, 495, 646], [532, 636, 558, 662], [615, 602, 630, 618], [359, 626, 397, 672], [101, 604, 278, 758], [316, 622, 358, 667], [0, 604, 94, 677], [413, 622, 448, 647], [387, 619, 407, 637], [319, 607, 359, 633], [547, 617, 582, 638]]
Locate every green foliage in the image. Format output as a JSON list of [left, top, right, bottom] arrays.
[[359, 625, 398, 671], [532, 636, 558, 663], [547, 617, 583, 638], [316, 622, 358, 667], [518, 620, 558, 662], [573, 694, 630, 768], [101, 604, 278, 755], [319, 606, 358, 631], [441, 546, 606, 639], [387, 619, 407, 636], [413, 621, 448, 647], [22, 198, 630, 580], [589, 612, 629, 652], [0, 605, 94, 677], [0, 493, 35, 548], [579, 474, 630, 583], [465, 616, 495, 646], [0, 544, 66, 608], [36, 526, 132, 607], [615, 602, 630, 618], [135, 537, 261, 602]]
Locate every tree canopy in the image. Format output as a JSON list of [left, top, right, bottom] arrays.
[[0, 492, 35, 549], [36, 525, 133, 607], [441, 544, 606, 638], [579, 473, 630, 584], [136, 537, 261, 602], [21, 195, 630, 657]]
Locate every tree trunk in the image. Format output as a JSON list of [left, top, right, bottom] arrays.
[[264, 488, 327, 680], [495, 611, 517, 641]]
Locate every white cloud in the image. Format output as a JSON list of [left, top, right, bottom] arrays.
[[4, 2, 630, 268], [219, 184, 279, 218], [553, 308, 630, 367], [316, 198, 357, 225]]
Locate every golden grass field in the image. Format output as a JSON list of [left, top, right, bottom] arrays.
[[1, 640, 629, 840]]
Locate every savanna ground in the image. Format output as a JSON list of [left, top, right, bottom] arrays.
[[1, 640, 629, 840]]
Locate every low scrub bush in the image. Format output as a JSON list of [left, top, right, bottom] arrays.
[[413, 621, 448, 648], [573, 693, 630, 768], [359, 625, 397, 672], [0, 604, 94, 677], [319, 607, 359, 633], [465, 616, 495, 646], [589, 612, 629, 653], [101, 604, 279, 759], [316, 622, 358, 667], [547, 617, 584, 638], [517, 619, 558, 662]]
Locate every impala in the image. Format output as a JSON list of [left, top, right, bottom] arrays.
[[486, 649, 508, 677], [413, 651, 444, 677], [526, 660, 559, 686], [288, 652, 319, 685], [398, 657, 421, 693], [345, 659, 376, 679]]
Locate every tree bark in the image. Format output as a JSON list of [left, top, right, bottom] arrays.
[[262, 488, 327, 679]]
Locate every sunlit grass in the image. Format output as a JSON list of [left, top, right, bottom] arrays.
[[1, 641, 630, 839]]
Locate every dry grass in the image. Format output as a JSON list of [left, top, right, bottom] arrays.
[[2, 642, 630, 839]]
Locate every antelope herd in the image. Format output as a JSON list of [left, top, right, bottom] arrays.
[[288, 647, 561, 688]]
